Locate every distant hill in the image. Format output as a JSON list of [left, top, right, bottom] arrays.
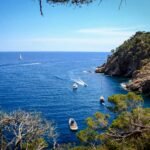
[[96, 31, 150, 95]]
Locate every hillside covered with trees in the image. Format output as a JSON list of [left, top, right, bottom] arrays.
[[95, 32, 150, 95]]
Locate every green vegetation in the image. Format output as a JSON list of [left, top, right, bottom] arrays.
[[66, 92, 149, 150], [0, 110, 58, 150], [108, 92, 143, 112], [96, 31, 150, 77], [96, 31, 150, 95], [113, 32, 150, 73], [77, 112, 109, 145], [0, 92, 149, 150]]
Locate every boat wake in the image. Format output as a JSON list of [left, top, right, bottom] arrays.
[[83, 70, 93, 74], [71, 78, 88, 87], [120, 82, 127, 90], [101, 102, 106, 106], [83, 68, 94, 74], [21, 62, 41, 66], [0, 63, 17, 68], [83, 70, 88, 73], [53, 75, 66, 81]]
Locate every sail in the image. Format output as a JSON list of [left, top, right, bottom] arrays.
[[19, 54, 23, 60]]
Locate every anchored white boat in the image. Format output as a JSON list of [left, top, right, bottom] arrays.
[[100, 96, 105, 104], [99, 76, 105, 105], [72, 83, 78, 90], [69, 118, 78, 131]]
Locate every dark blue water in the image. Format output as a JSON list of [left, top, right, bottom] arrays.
[[0, 52, 149, 143]]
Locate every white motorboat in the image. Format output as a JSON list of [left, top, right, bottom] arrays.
[[72, 83, 78, 90], [69, 118, 78, 131], [100, 96, 105, 104]]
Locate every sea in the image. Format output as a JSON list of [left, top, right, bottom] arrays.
[[0, 52, 149, 144]]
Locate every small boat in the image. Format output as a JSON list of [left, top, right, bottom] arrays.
[[19, 54, 23, 60], [84, 83, 88, 87], [69, 118, 78, 131], [100, 96, 105, 104], [72, 83, 78, 90]]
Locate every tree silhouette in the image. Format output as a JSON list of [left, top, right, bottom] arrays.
[[38, 0, 126, 15]]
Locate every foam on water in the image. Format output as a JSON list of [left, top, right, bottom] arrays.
[[21, 62, 41, 66], [83, 70, 88, 73], [120, 82, 127, 90], [71, 78, 87, 86], [83, 70, 93, 74]]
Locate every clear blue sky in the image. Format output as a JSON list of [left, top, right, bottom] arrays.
[[0, 0, 150, 52]]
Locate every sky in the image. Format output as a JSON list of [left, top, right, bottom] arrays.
[[0, 0, 150, 52]]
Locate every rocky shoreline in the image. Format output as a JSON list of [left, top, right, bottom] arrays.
[[96, 31, 150, 95]]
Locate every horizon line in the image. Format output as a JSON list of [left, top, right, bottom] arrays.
[[0, 50, 111, 53]]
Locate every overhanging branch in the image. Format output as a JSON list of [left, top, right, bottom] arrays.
[[38, 0, 126, 16]]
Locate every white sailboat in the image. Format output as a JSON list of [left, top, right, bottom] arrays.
[[100, 96, 105, 104], [19, 54, 23, 60]]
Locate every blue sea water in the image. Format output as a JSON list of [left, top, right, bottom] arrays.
[[0, 52, 149, 144]]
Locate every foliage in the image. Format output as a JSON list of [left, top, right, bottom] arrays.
[[108, 92, 143, 112], [102, 31, 150, 81], [75, 92, 150, 150], [77, 112, 109, 146], [102, 107, 150, 150], [0, 110, 58, 150], [0, 92, 149, 150], [114, 32, 150, 71], [55, 143, 76, 150], [37, 0, 126, 15], [38, 0, 97, 15], [86, 112, 109, 130], [110, 49, 115, 54], [77, 128, 99, 144]]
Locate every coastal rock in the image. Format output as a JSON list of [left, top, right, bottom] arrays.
[[126, 62, 150, 95], [126, 78, 150, 95], [96, 31, 150, 95], [95, 64, 105, 73]]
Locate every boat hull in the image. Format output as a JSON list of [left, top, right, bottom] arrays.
[[69, 118, 78, 131]]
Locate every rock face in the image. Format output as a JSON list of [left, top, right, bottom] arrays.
[[96, 31, 150, 95], [126, 62, 150, 95]]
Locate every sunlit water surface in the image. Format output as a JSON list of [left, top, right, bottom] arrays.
[[0, 52, 149, 143]]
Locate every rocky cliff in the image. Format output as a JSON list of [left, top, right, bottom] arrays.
[[96, 31, 150, 95]]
